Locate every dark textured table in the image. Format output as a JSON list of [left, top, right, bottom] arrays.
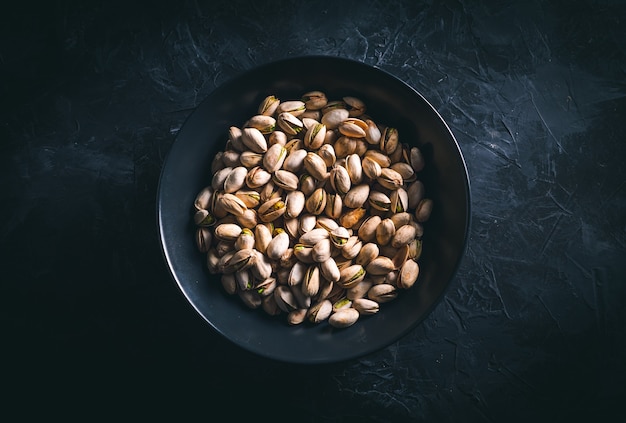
[[3, 1, 625, 421]]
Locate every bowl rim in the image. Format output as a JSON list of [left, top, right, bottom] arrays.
[[156, 55, 472, 364]]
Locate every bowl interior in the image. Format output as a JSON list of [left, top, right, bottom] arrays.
[[158, 56, 470, 364]]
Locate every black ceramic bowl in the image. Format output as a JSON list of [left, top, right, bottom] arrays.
[[158, 56, 470, 364]]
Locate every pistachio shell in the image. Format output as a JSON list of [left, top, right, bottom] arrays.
[[415, 198, 434, 222], [245, 114, 276, 134], [235, 228, 255, 250], [219, 193, 248, 216], [352, 298, 379, 315], [407, 180, 425, 210], [325, 193, 343, 219], [328, 307, 359, 328], [380, 127, 399, 154], [357, 215, 381, 243], [258, 197, 286, 222], [364, 150, 391, 168], [285, 190, 305, 218], [196, 227, 212, 252], [258, 95, 280, 116], [239, 151, 264, 168], [269, 130, 287, 147], [368, 191, 391, 212], [303, 152, 328, 181], [303, 265, 321, 297], [299, 227, 329, 246], [272, 169, 299, 191], [245, 166, 272, 188], [367, 283, 397, 303], [339, 207, 366, 229], [214, 223, 243, 242], [263, 143, 287, 173], [307, 299, 333, 323], [362, 157, 382, 179], [341, 236, 363, 260], [365, 256, 395, 275], [321, 108, 350, 129], [398, 259, 419, 289], [343, 96, 366, 117], [320, 257, 341, 283], [241, 127, 268, 153], [305, 187, 327, 215], [274, 285, 298, 312], [312, 238, 332, 263], [288, 261, 307, 287], [343, 184, 370, 209], [355, 242, 379, 267], [282, 148, 308, 173], [329, 165, 351, 195], [390, 188, 409, 213], [410, 147, 425, 172], [364, 119, 381, 145], [304, 123, 327, 150], [302, 91, 328, 110], [287, 308, 308, 325], [345, 154, 363, 184], [318, 144, 336, 167], [391, 224, 417, 248], [239, 289, 262, 309], [211, 166, 232, 191], [330, 226, 350, 248], [277, 112, 304, 135], [266, 229, 290, 260], [347, 280, 374, 301], [261, 294, 281, 315], [277, 100, 306, 117], [376, 218, 395, 246], [221, 273, 237, 295]]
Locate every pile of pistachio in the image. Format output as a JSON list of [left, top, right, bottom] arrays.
[[193, 91, 433, 328]]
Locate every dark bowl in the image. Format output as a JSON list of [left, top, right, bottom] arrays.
[[157, 56, 470, 364]]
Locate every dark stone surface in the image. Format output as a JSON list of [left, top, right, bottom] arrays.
[[2, 0, 625, 421]]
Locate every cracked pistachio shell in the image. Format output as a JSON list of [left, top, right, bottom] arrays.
[[365, 256, 396, 276], [206, 248, 220, 274], [288, 261, 307, 287], [303, 265, 321, 297], [239, 289, 262, 309], [219, 193, 248, 217], [284, 217, 300, 240], [245, 114, 276, 134], [343, 96, 366, 117], [376, 219, 396, 246], [316, 215, 339, 234], [339, 262, 366, 289], [302, 91, 328, 110], [398, 258, 420, 289], [239, 151, 264, 168], [258, 95, 280, 116], [241, 127, 268, 153], [293, 244, 314, 264], [329, 226, 350, 248], [269, 130, 287, 147], [391, 245, 410, 270], [272, 169, 299, 191], [261, 294, 281, 316], [341, 236, 362, 260], [194, 209, 216, 227], [245, 166, 272, 188], [322, 100, 347, 113], [235, 268, 253, 291], [277, 100, 306, 117], [234, 190, 261, 208], [328, 307, 359, 328], [285, 190, 305, 218], [312, 238, 332, 263], [236, 208, 258, 229], [301, 117, 319, 131], [228, 126, 245, 152], [339, 207, 366, 229], [195, 227, 212, 253], [338, 119, 366, 138], [329, 166, 351, 195], [321, 108, 350, 130], [367, 283, 398, 303], [333, 136, 357, 159], [357, 215, 382, 243], [408, 238, 423, 260], [352, 298, 379, 315], [221, 273, 237, 295], [277, 112, 304, 135], [320, 258, 341, 283], [333, 297, 352, 312], [364, 119, 381, 145], [303, 152, 328, 181], [259, 180, 282, 203], [391, 162, 415, 182], [325, 193, 343, 219], [211, 166, 232, 191], [266, 229, 290, 260], [221, 248, 254, 273], [343, 184, 370, 209], [347, 280, 374, 301], [318, 144, 336, 167], [305, 187, 327, 215], [377, 168, 403, 190], [390, 212, 413, 229], [299, 213, 317, 234], [194, 186, 213, 211], [307, 299, 333, 323], [299, 173, 317, 196], [282, 148, 307, 173], [287, 308, 308, 325], [390, 188, 409, 213], [292, 282, 312, 309], [263, 143, 287, 173], [258, 197, 286, 222], [415, 198, 434, 222], [355, 242, 379, 267], [368, 190, 392, 212], [254, 223, 273, 254], [304, 123, 327, 150]]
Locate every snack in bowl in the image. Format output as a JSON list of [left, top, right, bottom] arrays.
[[192, 91, 432, 328]]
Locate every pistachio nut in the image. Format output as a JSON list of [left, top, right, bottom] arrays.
[[298, 213, 317, 234], [325, 193, 343, 219], [362, 157, 382, 180], [206, 248, 220, 274], [415, 198, 433, 222], [316, 279, 334, 301], [258, 95, 280, 116], [343, 96, 366, 117], [305, 187, 327, 215], [258, 197, 286, 223], [377, 167, 403, 190], [266, 229, 290, 260], [329, 226, 350, 248], [269, 130, 287, 147], [241, 127, 268, 153], [274, 285, 298, 312], [367, 283, 397, 303], [408, 238, 423, 260], [347, 280, 374, 301], [343, 184, 370, 209], [312, 238, 332, 263], [288, 261, 307, 287], [357, 215, 382, 243], [345, 154, 363, 184], [280, 247, 297, 269], [196, 227, 212, 253], [219, 192, 248, 217], [235, 268, 253, 291], [333, 297, 353, 312], [391, 245, 410, 270], [211, 152, 225, 174], [228, 126, 245, 152], [304, 122, 327, 150], [234, 189, 261, 208], [287, 308, 308, 325], [329, 165, 351, 195], [194, 209, 216, 227], [398, 258, 419, 289], [214, 223, 243, 242], [236, 208, 258, 229], [283, 217, 300, 240], [245, 166, 272, 189], [307, 299, 333, 323], [293, 243, 314, 264], [364, 150, 391, 168], [341, 235, 363, 259], [380, 127, 399, 154], [282, 148, 307, 173], [239, 151, 264, 168], [302, 265, 321, 297], [352, 298, 379, 315], [302, 91, 328, 110], [317, 144, 336, 167], [391, 224, 417, 248], [298, 227, 329, 246], [299, 173, 317, 196], [254, 223, 273, 254], [194, 186, 213, 211], [259, 180, 282, 203], [235, 228, 255, 251], [303, 152, 328, 181], [375, 218, 395, 246], [320, 257, 341, 283], [221, 248, 254, 273], [262, 143, 287, 173], [355, 242, 379, 267], [272, 169, 299, 191], [211, 166, 232, 191], [390, 188, 409, 213], [410, 146, 425, 172], [390, 212, 413, 229], [333, 136, 357, 159], [222, 150, 241, 167], [215, 240, 234, 257], [321, 108, 350, 130], [328, 307, 359, 328], [292, 282, 312, 309], [407, 180, 425, 210], [365, 256, 395, 276], [261, 294, 281, 316], [391, 162, 415, 183], [277, 112, 304, 135], [238, 289, 262, 309], [368, 191, 391, 212], [245, 114, 276, 134], [277, 100, 306, 117], [284, 190, 305, 218], [338, 120, 366, 138], [221, 273, 237, 295], [364, 119, 381, 145]]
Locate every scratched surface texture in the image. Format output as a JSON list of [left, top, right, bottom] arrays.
[[2, 0, 625, 421]]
